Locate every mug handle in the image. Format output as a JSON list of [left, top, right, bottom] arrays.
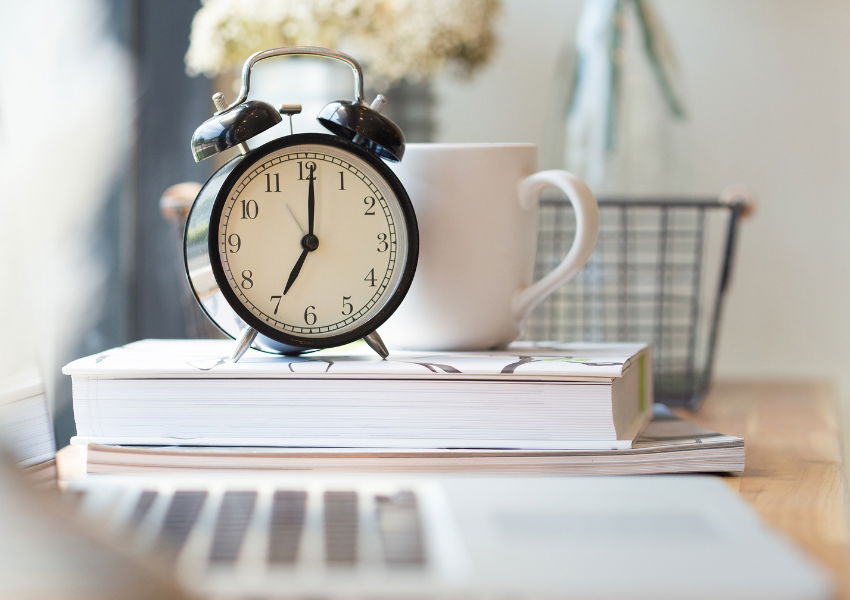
[[512, 170, 599, 324]]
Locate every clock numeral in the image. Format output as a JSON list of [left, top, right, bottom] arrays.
[[363, 196, 376, 215], [270, 295, 282, 314], [338, 171, 346, 190], [304, 305, 317, 325], [376, 232, 389, 253], [364, 268, 376, 287], [298, 161, 317, 180], [240, 270, 253, 289], [265, 172, 280, 192], [341, 295, 353, 316], [227, 233, 241, 253], [239, 199, 259, 219]]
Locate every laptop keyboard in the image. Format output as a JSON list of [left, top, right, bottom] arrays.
[[69, 485, 429, 572]]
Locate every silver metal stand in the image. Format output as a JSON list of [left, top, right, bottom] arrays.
[[363, 331, 389, 359], [229, 326, 258, 363]]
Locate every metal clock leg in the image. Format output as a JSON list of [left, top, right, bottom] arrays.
[[363, 331, 389, 359], [229, 327, 259, 363]]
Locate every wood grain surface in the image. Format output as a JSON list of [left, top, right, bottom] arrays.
[[688, 381, 850, 598]]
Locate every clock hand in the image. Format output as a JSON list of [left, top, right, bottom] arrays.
[[285, 203, 305, 235], [283, 165, 320, 296], [283, 164, 319, 296], [283, 248, 309, 295], [307, 163, 316, 235]]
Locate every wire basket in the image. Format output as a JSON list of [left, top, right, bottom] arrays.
[[523, 195, 750, 410]]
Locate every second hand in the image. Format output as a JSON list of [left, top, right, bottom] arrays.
[[285, 203, 306, 235]]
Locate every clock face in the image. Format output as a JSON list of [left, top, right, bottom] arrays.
[[211, 135, 415, 345]]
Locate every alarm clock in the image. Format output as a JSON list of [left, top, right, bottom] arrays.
[[184, 47, 418, 361]]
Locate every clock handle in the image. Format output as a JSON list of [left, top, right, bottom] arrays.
[[221, 46, 365, 114], [511, 171, 599, 324]]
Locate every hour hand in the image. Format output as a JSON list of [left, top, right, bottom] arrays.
[[283, 248, 308, 295]]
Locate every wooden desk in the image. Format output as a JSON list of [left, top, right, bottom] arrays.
[[689, 382, 850, 598]]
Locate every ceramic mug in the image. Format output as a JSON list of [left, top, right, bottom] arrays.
[[379, 143, 599, 351]]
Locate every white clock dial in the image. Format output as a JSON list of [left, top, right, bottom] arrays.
[[216, 143, 408, 338]]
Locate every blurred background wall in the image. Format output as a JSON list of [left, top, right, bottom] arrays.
[[433, 0, 850, 396], [32, 0, 849, 454], [48, 1, 210, 444]]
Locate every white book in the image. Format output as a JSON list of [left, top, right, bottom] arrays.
[[59, 407, 743, 478], [63, 339, 652, 450], [0, 369, 56, 466]]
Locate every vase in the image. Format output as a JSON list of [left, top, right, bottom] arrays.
[[377, 79, 435, 143]]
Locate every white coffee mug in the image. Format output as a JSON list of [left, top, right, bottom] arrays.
[[380, 143, 599, 351]]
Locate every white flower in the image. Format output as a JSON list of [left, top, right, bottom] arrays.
[[185, 0, 499, 83]]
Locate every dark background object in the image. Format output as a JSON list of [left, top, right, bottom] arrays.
[[129, 0, 211, 340], [55, 0, 208, 446]]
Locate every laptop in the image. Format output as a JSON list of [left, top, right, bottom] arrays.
[[65, 473, 831, 599]]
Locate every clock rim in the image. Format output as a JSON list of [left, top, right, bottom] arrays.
[[204, 132, 418, 350]]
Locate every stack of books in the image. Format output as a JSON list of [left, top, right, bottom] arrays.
[[59, 339, 743, 477]]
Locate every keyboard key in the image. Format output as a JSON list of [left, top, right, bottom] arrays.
[[209, 491, 257, 564], [268, 490, 307, 565], [157, 490, 207, 558], [324, 491, 358, 565], [376, 491, 425, 567], [126, 490, 158, 531]]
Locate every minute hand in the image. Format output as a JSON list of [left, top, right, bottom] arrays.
[[284, 165, 318, 296], [307, 165, 316, 235]]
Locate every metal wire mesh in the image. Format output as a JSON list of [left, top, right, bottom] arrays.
[[524, 196, 746, 409]]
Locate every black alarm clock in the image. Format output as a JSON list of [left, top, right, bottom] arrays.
[[185, 47, 418, 361]]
